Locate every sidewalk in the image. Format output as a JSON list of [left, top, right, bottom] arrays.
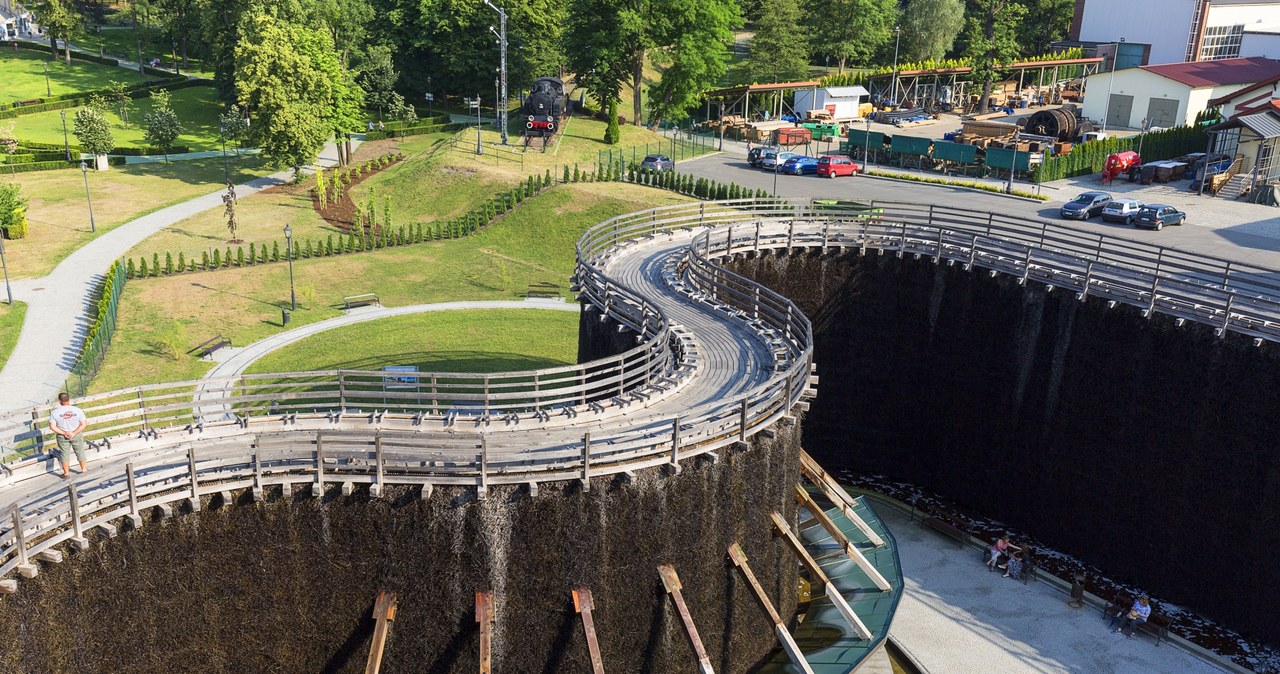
[[0, 139, 357, 412], [879, 503, 1227, 673]]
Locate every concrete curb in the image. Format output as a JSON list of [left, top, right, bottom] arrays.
[[851, 488, 1250, 674], [861, 172, 1050, 203]]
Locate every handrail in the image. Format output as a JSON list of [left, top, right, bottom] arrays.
[[4, 198, 1278, 588]]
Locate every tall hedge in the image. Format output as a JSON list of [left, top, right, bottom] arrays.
[[1034, 125, 1207, 183]]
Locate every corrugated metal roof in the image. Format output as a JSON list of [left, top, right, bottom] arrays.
[[1239, 111, 1280, 138], [824, 86, 870, 98], [1140, 57, 1280, 88]]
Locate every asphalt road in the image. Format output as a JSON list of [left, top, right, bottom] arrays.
[[677, 152, 1280, 269]]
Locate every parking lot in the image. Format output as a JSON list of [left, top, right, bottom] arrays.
[[676, 148, 1280, 269]]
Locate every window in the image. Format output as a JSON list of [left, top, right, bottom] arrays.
[[1199, 24, 1244, 60]]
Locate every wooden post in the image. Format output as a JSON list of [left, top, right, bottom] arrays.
[[581, 432, 591, 490], [573, 587, 607, 674], [479, 434, 489, 499], [314, 434, 325, 497], [364, 590, 398, 674], [126, 461, 139, 516], [187, 444, 201, 511], [737, 398, 749, 448], [476, 591, 495, 674], [670, 417, 681, 473], [726, 543, 814, 674], [798, 452, 886, 547], [794, 485, 892, 591], [373, 432, 385, 498], [11, 507, 36, 577], [67, 484, 88, 549], [252, 451, 263, 501], [657, 565, 715, 674]]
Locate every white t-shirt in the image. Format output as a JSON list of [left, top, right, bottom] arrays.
[[50, 405, 87, 433]]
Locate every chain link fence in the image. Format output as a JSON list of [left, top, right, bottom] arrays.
[[64, 259, 127, 397], [598, 133, 715, 169]]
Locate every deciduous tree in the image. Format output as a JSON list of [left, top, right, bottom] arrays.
[[747, 0, 808, 83], [31, 0, 81, 64], [901, 0, 965, 62], [645, 0, 740, 128], [963, 0, 1026, 113], [805, 0, 898, 73], [72, 106, 115, 157], [143, 89, 181, 162]]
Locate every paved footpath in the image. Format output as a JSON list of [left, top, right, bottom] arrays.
[[200, 300, 580, 381], [878, 503, 1230, 674], [0, 140, 356, 412]]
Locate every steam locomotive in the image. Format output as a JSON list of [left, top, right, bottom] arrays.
[[521, 77, 567, 136]]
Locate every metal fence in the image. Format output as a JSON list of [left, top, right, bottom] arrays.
[[64, 260, 127, 397], [598, 133, 715, 170]]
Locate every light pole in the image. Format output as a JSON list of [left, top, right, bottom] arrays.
[[863, 117, 872, 172], [1007, 135, 1019, 194], [59, 109, 70, 161], [1101, 38, 1125, 136], [218, 124, 230, 184], [42, 61, 51, 96], [470, 97, 483, 155], [78, 161, 96, 233], [483, 0, 509, 145], [1137, 117, 1149, 159], [718, 100, 725, 150], [283, 224, 296, 311], [891, 25, 901, 104], [0, 235, 12, 305]]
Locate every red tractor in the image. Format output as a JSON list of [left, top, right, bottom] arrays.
[[1102, 151, 1141, 184]]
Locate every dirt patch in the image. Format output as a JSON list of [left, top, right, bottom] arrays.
[[307, 154, 405, 232]]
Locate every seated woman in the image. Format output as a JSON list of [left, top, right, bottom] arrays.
[[1003, 550, 1025, 579], [1110, 595, 1151, 638], [986, 535, 1011, 570]]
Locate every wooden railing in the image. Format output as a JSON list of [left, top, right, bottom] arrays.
[[5, 197, 1279, 588]]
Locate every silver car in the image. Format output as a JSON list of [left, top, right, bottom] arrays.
[[1101, 199, 1144, 224]]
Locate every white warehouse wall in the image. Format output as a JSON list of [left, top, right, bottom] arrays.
[[1241, 29, 1280, 58], [1078, 0, 1197, 65], [1206, 3, 1280, 28], [1083, 70, 1193, 128]]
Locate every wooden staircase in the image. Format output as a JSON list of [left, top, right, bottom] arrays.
[[1218, 173, 1255, 200]]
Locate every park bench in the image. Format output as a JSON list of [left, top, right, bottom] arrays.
[[14, 99, 41, 108], [189, 334, 231, 360], [343, 293, 380, 310], [524, 282, 562, 299], [922, 515, 969, 547], [1104, 593, 1172, 645]]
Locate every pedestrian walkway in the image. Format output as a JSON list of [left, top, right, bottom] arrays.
[[200, 300, 579, 381], [121, 148, 261, 164], [874, 499, 1231, 674], [0, 138, 358, 412]]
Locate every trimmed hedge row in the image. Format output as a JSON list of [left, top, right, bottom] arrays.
[[866, 169, 1050, 201], [378, 114, 451, 131], [16, 140, 192, 156], [364, 122, 467, 140], [0, 78, 211, 119], [0, 157, 126, 173], [1033, 125, 1207, 183], [0, 150, 68, 163], [0, 40, 120, 67], [65, 259, 128, 396]]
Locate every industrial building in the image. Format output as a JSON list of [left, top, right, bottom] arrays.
[[1082, 56, 1280, 129], [1070, 0, 1280, 65]]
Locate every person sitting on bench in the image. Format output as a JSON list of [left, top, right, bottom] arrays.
[[1003, 550, 1025, 579], [1110, 595, 1151, 638]]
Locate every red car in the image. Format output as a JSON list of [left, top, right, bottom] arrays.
[[817, 156, 861, 178]]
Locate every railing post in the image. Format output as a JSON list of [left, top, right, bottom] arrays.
[[314, 434, 325, 496], [1039, 220, 1047, 247], [1221, 292, 1236, 335], [934, 228, 943, 263], [68, 484, 88, 549], [787, 220, 794, 253], [338, 372, 347, 412], [483, 375, 491, 418], [1146, 277, 1160, 317], [126, 461, 139, 516], [12, 506, 29, 570], [738, 399, 749, 447], [1095, 233, 1105, 261], [1079, 261, 1095, 301], [754, 220, 761, 255], [581, 432, 591, 489], [1222, 261, 1233, 291], [986, 212, 994, 236], [374, 432, 385, 497], [670, 417, 681, 473], [187, 444, 200, 510], [480, 434, 489, 497], [136, 389, 149, 431], [1155, 247, 1164, 276], [1020, 248, 1033, 285]]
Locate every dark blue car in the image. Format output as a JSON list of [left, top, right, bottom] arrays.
[[782, 155, 819, 175], [1134, 204, 1187, 230]]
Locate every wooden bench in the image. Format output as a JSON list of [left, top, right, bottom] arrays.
[[1104, 593, 1172, 645], [524, 282, 562, 299], [343, 293, 380, 310], [14, 99, 42, 107], [922, 516, 969, 547], [188, 334, 231, 359]]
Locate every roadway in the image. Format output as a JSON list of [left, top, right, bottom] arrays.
[[676, 150, 1280, 270]]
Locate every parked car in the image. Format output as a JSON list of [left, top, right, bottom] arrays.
[[1134, 204, 1187, 230], [760, 151, 799, 171], [639, 154, 674, 172], [817, 155, 861, 177], [747, 147, 768, 167], [1059, 191, 1112, 220], [1101, 198, 1145, 224], [782, 155, 820, 175]]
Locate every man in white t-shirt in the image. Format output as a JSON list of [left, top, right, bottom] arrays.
[[48, 393, 88, 478]]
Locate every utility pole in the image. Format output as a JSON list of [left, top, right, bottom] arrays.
[[484, 1, 509, 145], [1101, 38, 1125, 136], [891, 26, 901, 104]]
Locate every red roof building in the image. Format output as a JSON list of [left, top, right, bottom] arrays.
[[1085, 57, 1280, 130]]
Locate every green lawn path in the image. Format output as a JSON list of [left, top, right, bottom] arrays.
[[245, 310, 579, 375], [0, 49, 149, 106], [10, 86, 227, 152]]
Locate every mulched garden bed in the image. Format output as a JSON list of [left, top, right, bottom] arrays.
[[842, 471, 1279, 673]]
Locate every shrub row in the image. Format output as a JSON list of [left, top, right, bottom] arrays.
[[0, 157, 126, 173], [1033, 124, 1207, 183], [125, 164, 567, 280], [866, 169, 1050, 201], [0, 40, 119, 67], [66, 259, 127, 395], [15, 140, 191, 156], [618, 164, 769, 200], [0, 78, 210, 119], [364, 122, 467, 140], [8, 76, 185, 108], [378, 114, 451, 130]]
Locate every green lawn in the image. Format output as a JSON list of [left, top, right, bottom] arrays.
[[4, 154, 275, 279], [245, 310, 579, 375], [75, 26, 210, 75], [0, 49, 149, 106], [0, 302, 27, 373], [10, 85, 226, 151], [90, 181, 691, 391]]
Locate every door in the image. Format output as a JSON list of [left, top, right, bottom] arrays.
[[1145, 98, 1179, 129], [1106, 94, 1134, 129]]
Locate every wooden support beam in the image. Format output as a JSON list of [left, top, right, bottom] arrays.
[[11, 507, 36, 578], [794, 485, 892, 592], [798, 451, 886, 547], [726, 543, 815, 674], [476, 591, 494, 674], [364, 590, 398, 674], [187, 445, 201, 512], [770, 512, 873, 641], [657, 565, 715, 674], [314, 435, 326, 497], [67, 484, 88, 550], [0, 579, 16, 594], [572, 587, 606, 674]]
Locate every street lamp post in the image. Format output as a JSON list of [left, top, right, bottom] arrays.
[[891, 26, 902, 104], [1007, 134, 1019, 194], [284, 225, 296, 311], [0, 235, 12, 305], [718, 101, 725, 151], [1101, 38, 1125, 136], [42, 61, 51, 96], [484, 0, 509, 145], [470, 97, 483, 155], [1137, 117, 1150, 159], [60, 109, 71, 161], [79, 161, 96, 233]]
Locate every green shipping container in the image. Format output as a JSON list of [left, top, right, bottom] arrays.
[[890, 135, 932, 156], [984, 146, 1032, 171], [932, 141, 978, 164], [847, 129, 886, 149]]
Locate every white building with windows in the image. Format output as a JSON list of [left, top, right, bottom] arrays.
[[1070, 0, 1280, 65], [1083, 56, 1280, 129]]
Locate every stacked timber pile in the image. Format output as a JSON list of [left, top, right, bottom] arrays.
[[953, 120, 1020, 149]]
